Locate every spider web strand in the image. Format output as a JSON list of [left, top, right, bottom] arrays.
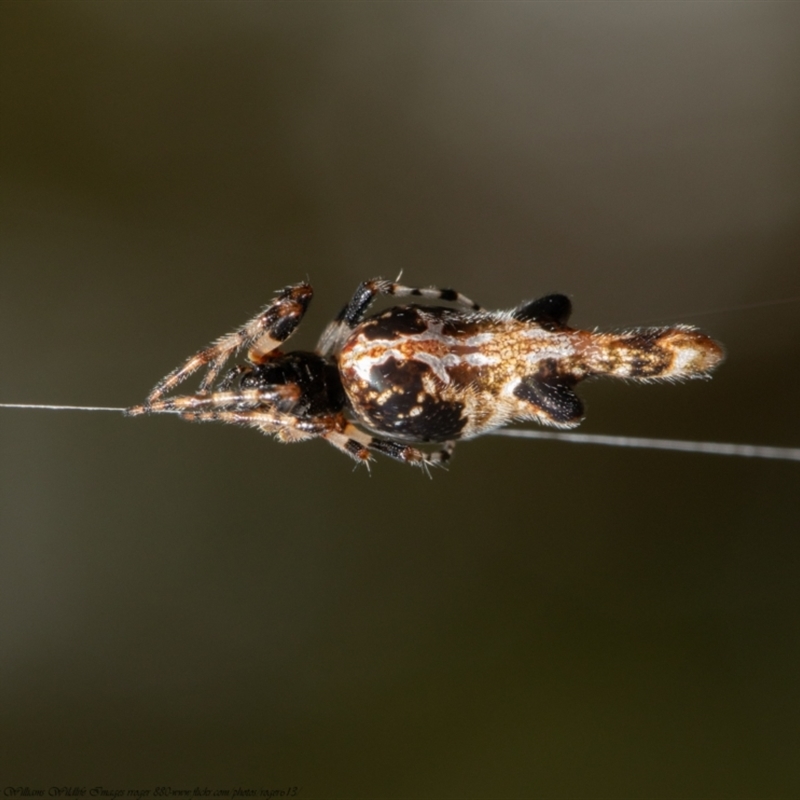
[[0, 403, 129, 412], [491, 428, 800, 462], [2, 403, 798, 462]]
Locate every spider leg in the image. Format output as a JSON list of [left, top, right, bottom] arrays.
[[317, 278, 483, 356], [323, 422, 455, 469], [431, 440, 457, 465], [182, 408, 372, 464], [365, 437, 456, 467], [319, 423, 374, 466], [177, 408, 334, 436], [126, 384, 302, 417], [131, 379, 455, 472], [141, 282, 312, 406]]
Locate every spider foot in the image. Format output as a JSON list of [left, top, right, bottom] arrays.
[[125, 403, 151, 417]]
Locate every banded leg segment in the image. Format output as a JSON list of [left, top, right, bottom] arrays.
[[129, 386, 455, 470], [126, 384, 302, 417], [323, 423, 455, 469], [317, 278, 483, 356], [175, 408, 336, 436], [142, 282, 312, 405]]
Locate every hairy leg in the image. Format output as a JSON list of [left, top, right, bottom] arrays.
[[317, 278, 482, 356], [140, 282, 312, 406]]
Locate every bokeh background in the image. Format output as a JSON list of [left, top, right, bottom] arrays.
[[2, 2, 799, 797]]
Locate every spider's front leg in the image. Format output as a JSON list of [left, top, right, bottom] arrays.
[[128, 282, 312, 415], [129, 384, 303, 417], [317, 277, 483, 356]]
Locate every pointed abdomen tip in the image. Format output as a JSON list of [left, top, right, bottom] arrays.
[[664, 328, 725, 377]]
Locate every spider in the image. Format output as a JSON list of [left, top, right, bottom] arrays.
[[126, 278, 725, 469]]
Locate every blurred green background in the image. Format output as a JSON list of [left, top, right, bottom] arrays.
[[1, 2, 799, 797]]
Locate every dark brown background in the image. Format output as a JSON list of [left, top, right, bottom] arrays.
[[1, 2, 799, 797]]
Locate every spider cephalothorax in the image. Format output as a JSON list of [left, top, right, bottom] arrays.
[[127, 278, 724, 468]]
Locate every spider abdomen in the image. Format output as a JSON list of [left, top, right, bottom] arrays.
[[337, 303, 725, 442], [342, 353, 468, 442], [338, 306, 506, 442]]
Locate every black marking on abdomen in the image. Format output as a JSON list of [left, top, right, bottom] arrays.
[[514, 359, 584, 425], [360, 307, 429, 340], [622, 333, 672, 377], [350, 356, 467, 442], [512, 294, 572, 330]]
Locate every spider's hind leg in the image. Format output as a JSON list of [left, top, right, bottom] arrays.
[[131, 282, 312, 411], [317, 278, 483, 356]]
